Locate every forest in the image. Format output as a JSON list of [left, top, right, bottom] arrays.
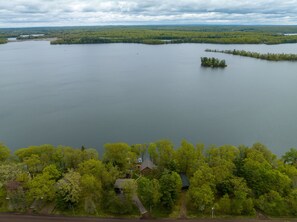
[[206, 49, 297, 61], [1, 25, 297, 45], [0, 37, 7, 44], [0, 141, 297, 218], [201, 57, 227, 68]]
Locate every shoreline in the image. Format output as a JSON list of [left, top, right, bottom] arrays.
[[7, 37, 57, 43]]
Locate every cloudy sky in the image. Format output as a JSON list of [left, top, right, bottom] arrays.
[[1, 0, 297, 27]]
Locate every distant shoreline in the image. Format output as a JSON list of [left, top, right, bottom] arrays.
[[7, 37, 57, 42], [2, 26, 297, 45]]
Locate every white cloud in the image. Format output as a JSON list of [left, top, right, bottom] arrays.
[[0, 0, 297, 27]]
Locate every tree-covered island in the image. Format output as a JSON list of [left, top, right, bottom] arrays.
[[206, 49, 297, 61], [0, 141, 297, 218], [201, 57, 227, 68]]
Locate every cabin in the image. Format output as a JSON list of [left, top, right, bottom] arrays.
[[140, 159, 156, 174]]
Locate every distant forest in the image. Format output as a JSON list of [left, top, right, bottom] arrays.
[[1, 25, 297, 45], [0, 140, 297, 218], [206, 49, 297, 61]]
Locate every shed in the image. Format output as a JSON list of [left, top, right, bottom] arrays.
[[179, 173, 190, 190]]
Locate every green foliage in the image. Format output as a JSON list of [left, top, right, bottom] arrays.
[[148, 143, 158, 163], [187, 165, 215, 213], [27, 172, 56, 203], [287, 189, 297, 216], [0, 144, 10, 162], [152, 140, 176, 171], [103, 143, 135, 172], [80, 174, 102, 214], [242, 149, 291, 197], [0, 163, 23, 185], [0, 38, 7, 44], [0, 141, 297, 217], [283, 148, 297, 167], [176, 140, 201, 176], [159, 170, 182, 210], [56, 170, 81, 207], [44, 26, 297, 45], [42, 164, 62, 180], [256, 191, 288, 216], [3, 26, 297, 46], [104, 191, 135, 215], [217, 194, 231, 215], [131, 144, 147, 159], [206, 49, 297, 61], [207, 145, 239, 183], [137, 177, 160, 211], [201, 57, 227, 68]]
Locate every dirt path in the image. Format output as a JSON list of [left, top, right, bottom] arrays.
[[179, 191, 187, 218]]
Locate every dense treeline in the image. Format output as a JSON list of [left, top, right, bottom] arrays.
[[206, 49, 297, 61], [0, 141, 297, 218], [49, 28, 297, 45], [1, 26, 297, 45], [0, 37, 7, 44], [201, 57, 227, 68]]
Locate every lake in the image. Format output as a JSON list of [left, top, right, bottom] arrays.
[[1, 41, 297, 155]]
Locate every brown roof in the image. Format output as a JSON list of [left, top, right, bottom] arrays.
[[140, 159, 156, 171]]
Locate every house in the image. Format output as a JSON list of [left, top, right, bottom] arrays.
[[140, 159, 156, 174]]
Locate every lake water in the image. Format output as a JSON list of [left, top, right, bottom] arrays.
[[1, 41, 297, 155]]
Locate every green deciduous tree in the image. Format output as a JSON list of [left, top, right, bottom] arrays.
[[0, 143, 10, 162], [187, 165, 215, 213], [80, 174, 102, 214], [283, 148, 297, 167], [56, 170, 81, 208], [207, 145, 239, 184], [137, 177, 160, 211], [256, 190, 287, 216], [27, 172, 56, 203], [176, 140, 205, 177], [188, 184, 214, 213], [159, 170, 182, 210], [103, 143, 135, 173]]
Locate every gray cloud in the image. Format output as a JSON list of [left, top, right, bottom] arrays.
[[0, 0, 297, 27]]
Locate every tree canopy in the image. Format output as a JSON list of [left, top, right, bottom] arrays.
[[0, 141, 296, 217]]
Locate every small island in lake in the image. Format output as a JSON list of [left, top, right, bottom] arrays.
[[206, 49, 297, 61], [201, 57, 227, 68]]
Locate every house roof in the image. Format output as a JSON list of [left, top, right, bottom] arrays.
[[140, 159, 156, 171], [179, 173, 190, 188]]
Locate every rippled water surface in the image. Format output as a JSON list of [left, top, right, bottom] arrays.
[[1, 41, 297, 154]]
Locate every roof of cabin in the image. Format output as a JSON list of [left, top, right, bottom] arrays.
[[140, 159, 156, 171]]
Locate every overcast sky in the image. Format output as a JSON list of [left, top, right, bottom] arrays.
[[1, 0, 297, 28]]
